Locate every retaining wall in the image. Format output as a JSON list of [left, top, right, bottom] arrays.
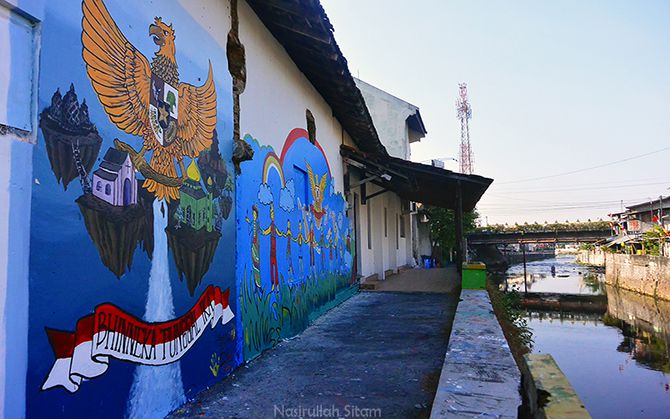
[[576, 249, 605, 267], [605, 253, 670, 301]]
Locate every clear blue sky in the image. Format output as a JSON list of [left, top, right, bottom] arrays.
[[321, 0, 670, 224]]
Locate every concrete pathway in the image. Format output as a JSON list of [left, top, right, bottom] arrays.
[[170, 291, 459, 419], [364, 267, 458, 293], [430, 290, 521, 418]]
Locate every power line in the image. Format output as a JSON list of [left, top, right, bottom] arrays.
[[478, 196, 653, 212], [497, 146, 670, 185], [497, 175, 670, 189], [492, 180, 670, 194]]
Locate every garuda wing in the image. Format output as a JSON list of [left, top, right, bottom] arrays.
[[306, 161, 318, 198], [81, 0, 151, 137], [174, 62, 217, 158], [318, 173, 327, 202]]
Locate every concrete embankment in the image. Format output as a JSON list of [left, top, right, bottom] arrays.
[[605, 253, 670, 301], [430, 290, 521, 418], [576, 249, 605, 267], [522, 355, 591, 418]]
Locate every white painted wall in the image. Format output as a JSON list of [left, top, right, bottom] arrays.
[[238, 0, 346, 197], [354, 78, 422, 160], [416, 220, 433, 260], [351, 79, 425, 279], [347, 181, 414, 280]]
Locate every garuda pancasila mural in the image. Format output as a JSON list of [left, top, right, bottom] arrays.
[[82, 0, 216, 201]]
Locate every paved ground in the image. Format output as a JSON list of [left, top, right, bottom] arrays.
[[169, 291, 459, 419], [364, 267, 458, 293], [430, 290, 521, 418]]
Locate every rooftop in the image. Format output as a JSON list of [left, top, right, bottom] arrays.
[[247, 0, 387, 156]]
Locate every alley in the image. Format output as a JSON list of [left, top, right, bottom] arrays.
[[170, 290, 459, 418]]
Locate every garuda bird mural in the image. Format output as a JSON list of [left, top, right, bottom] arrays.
[[306, 161, 327, 229], [82, 0, 217, 201]]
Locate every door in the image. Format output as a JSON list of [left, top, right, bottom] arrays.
[[123, 178, 131, 206]]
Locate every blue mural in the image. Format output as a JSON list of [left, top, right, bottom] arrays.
[[236, 129, 356, 360], [28, 0, 239, 417]]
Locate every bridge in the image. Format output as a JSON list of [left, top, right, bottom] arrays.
[[467, 229, 612, 245]]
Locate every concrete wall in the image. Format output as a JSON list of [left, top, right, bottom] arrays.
[[0, 2, 40, 417], [0, 133, 34, 419], [416, 219, 432, 260], [235, 0, 355, 361], [605, 253, 670, 301], [239, 0, 346, 194], [354, 78, 419, 160], [25, 1, 239, 417], [576, 249, 606, 267], [2, 0, 377, 416], [349, 182, 412, 280]]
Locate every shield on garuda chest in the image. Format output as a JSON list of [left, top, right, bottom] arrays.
[[149, 74, 179, 146]]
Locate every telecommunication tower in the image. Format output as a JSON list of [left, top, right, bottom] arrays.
[[456, 83, 474, 174]]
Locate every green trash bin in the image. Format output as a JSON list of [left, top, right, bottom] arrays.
[[462, 262, 486, 289]]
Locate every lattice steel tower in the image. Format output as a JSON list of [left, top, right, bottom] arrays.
[[456, 83, 474, 174]]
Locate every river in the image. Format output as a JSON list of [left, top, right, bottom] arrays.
[[503, 255, 670, 418]]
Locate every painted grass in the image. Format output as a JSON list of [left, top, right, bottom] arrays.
[[240, 268, 353, 360]]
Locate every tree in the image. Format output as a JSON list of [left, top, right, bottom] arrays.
[[426, 206, 479, 261]]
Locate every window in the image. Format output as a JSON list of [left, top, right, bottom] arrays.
[[384, 207, 387, 237], [306, 109, 316, 144], [105, 184, 111, 195], [399, 214, 406, 238], [96, 181, 101, 192], [367, 202, 371, 250]]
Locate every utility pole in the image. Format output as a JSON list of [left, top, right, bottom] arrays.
[[522, 241, 528, 296], [454, 183, 464, 275], [660, 196, 664, 226], [456, 83, 474, 174]]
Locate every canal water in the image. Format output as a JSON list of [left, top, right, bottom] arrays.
[[504, 254, 605, 295], [504, 255, 670, 418]]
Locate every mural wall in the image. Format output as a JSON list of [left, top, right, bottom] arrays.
[[236, 129, 355, 360], [28, 0, 239, 417]]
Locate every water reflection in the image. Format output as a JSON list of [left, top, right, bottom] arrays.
[[605, 285, 670, 374], [526, 281, 670, 417]]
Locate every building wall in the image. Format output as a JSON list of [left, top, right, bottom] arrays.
[[0, 137, 33, 419], [355, 78, 417, 160], [0, 2, 41, 417], [239, 1, 346, 191], [25, 1, 238, 417], [3, 0, 372, 416], [349, 182, 412, 280], [416, 219, 433, 260], [235, 0, 355, 361]]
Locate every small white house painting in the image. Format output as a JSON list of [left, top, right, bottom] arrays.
[[92, 148, 138, 207]]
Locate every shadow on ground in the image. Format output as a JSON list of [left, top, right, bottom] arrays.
[[169, 291, 459, 418]]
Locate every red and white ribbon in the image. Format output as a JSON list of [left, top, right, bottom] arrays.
[[42, 285, 233, 392]]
